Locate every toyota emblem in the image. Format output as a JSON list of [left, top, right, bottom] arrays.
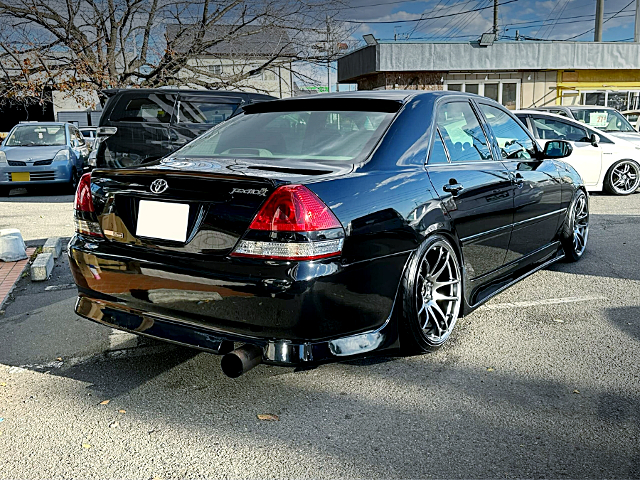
[[150, 179, 169, 194]]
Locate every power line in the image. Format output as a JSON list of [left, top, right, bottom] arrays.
[[533, 0, 563, 38], [407, 0, 451, 38], [335, 0, 431, 11], [425, 0, 481, 39], [563, 0, 634, 41], [503, 10, 634, 28], [339, 0, 519, 24], [443, 0, 490, 40], [540, 0, 571, 40]]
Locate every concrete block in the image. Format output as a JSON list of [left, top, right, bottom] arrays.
[[43, 237, 62, 259], [31, 252, 54, 281], [0, 228, 27, 262]]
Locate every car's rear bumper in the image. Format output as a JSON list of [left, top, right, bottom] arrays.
[[75, 294, 398, 365], [68, 234, 408, 360]]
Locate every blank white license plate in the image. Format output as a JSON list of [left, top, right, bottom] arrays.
[[136, 200, 189, 242]]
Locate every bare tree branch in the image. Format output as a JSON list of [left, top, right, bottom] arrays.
[[0, 0, 352, 106]]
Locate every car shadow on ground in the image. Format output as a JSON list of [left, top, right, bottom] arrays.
[[606, 305, 640, 343], [18, 341, 639, 478], [0, 186, 73, 201], [549, 213, 640, 281]]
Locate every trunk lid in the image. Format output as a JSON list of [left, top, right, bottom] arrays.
[[90, 157, 350, 256]]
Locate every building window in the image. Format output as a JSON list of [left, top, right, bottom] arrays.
[[260, 69, 276, 81], [580, 90, 640, 111], [443, 80, 520, 110], [208, 65, 223, 75]]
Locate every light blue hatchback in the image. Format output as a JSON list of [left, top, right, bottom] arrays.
[[0, 122, 89, 194]]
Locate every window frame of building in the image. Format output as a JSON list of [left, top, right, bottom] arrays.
[[580, 90, 640, 111], [443, 80, 521, 110], [208, 64, 223, 75]]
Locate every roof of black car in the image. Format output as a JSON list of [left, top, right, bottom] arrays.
[[102, 88, 272, 98], [256, 89, 468, 104]]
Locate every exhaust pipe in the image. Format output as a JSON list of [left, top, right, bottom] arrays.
[[220, 344, 263, 378]]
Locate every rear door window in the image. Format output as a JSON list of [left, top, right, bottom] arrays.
[[175, 97, 241, 125], [436, 101, 492, 162], [110, 94, 176, 123]]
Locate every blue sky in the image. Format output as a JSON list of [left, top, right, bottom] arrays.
[[337, 0, 637, 43]]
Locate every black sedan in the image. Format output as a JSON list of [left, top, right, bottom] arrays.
[[69, 91, 588, 377]]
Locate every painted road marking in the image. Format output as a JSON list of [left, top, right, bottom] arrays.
[[483, 296, 606, 310]]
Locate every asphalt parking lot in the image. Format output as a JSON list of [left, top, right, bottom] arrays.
[[0, 189, 639, 479]]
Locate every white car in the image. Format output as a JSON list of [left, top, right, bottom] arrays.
[[516, 110, 640, 195], [532, 105, 640, 146]]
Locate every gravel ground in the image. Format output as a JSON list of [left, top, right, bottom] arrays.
[[0, 191, 638, 479]]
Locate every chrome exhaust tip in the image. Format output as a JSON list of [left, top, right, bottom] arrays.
[[220, 344, 263, 378]]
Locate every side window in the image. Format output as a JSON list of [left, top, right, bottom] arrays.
[[531, 117, 589, 142], [70, 127, 83, 145], [549, 109, 568, 117], [427, 128, 450, 164], [479, 104, 536, 160], [436, 101, 492, 162], [177, 101, 239, 125], [110, 94, 175, 123]]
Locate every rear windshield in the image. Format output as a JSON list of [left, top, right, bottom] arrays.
[[174, 109, 395, 162], [570, 108, 636, 133], [5, 125, 67, 146]]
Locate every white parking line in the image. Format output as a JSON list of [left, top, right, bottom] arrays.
[[482, 296, 606, 310]]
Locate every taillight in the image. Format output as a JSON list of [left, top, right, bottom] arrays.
[[231, 185, 344, 261], [74, 173, 94, 212], [74, 173, 103, 237]]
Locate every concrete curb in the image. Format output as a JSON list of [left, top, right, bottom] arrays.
[[31, 252, 54, 281], [43, 237, 63, 259]]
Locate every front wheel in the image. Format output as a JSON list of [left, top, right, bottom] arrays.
[[560, 189, 589, 262], [68, 168, 80, 194], [399, 235, 463, 353], [603, 160, 640, 195]]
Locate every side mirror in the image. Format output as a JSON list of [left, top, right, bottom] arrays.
[[542, 140, 572, 159], [590, 133, 600, 146]]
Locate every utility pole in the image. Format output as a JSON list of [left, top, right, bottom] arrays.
[[594, 0, 604, 41], [635, 0, 640, 42], [326, 16, 331, 93], [493, 0, 499, 36]]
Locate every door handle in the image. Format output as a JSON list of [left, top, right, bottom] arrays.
[[511, 172, 524, 187], [443, 182, 464, 195]]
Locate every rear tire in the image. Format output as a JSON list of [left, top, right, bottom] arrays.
[[603, 159, 640, 195], [399, 235, 462, 354], [560, 189, 589, 262]]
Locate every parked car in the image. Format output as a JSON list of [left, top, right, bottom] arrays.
[[79, 127, 97, 144], [93, 89, 276, 169], [69, 91, 586, 377], [0, 122, 88, 194], [516, 110, 640, 195], [622, 109, 640, 131], [532, 105, 640, 145]]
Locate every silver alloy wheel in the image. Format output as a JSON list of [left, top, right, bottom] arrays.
[[416, 240, 462, 344], [572, 193, 589, 257], [610, 161, 640, 194]]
